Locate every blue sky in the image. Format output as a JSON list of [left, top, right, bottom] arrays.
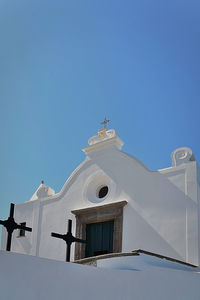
[[0, 0, 200, 226]]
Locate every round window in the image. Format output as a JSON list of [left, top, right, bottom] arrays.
[[97, 186, 108, 199]]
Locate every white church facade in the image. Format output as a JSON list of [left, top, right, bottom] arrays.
[[1, 126, 200, 266]]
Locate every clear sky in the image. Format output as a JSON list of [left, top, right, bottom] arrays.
[[0, 0, 200, 227]]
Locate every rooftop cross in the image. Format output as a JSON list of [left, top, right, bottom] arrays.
[[0, 203, 32, 251], [51, 219, 86, 262], [100, 117, 110, 129]]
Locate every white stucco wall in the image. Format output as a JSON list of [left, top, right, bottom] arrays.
[[1, 131, 199, 265]]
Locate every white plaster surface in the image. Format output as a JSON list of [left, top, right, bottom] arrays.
[[97, 253, 196, 271], [1, 129, 200, 266], [0, 250, 200, 300]]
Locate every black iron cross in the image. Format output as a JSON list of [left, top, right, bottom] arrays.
[[0, 203, 32, 251], [51, 219, 86, 262], [101, 117, 110, 129]]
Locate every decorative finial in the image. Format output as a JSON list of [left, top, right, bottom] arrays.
[[100, 117, 110, 129], [41, 180, 44, 184]]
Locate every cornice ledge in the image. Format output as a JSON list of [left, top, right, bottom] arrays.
[[71, 200, 128, 215], [82, 135, 124, 155]]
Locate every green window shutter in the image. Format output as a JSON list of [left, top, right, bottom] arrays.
[[85, 221, 114, 258]]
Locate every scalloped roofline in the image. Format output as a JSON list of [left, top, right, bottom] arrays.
[[26, 147, 197, 204], [120, 151, 157, 173], [36, 150, 160, 203]]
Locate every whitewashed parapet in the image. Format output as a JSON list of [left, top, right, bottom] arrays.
[[88, 129, 116, 145], [83, 128, 124, 155]]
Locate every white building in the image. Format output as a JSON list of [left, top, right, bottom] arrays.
[[1, 126, 200, 266]]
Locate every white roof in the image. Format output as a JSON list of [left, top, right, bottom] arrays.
[[0, 250, 200, 300]]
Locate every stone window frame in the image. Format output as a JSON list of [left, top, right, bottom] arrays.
[[71, 200, 128, 260]]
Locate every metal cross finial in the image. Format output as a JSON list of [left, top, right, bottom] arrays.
[[0, 203, 32, 251], [51, 219, 86, 262], [101, 117, 110, 129]]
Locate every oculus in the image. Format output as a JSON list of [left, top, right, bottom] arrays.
[[97, 185, 108, 199]]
